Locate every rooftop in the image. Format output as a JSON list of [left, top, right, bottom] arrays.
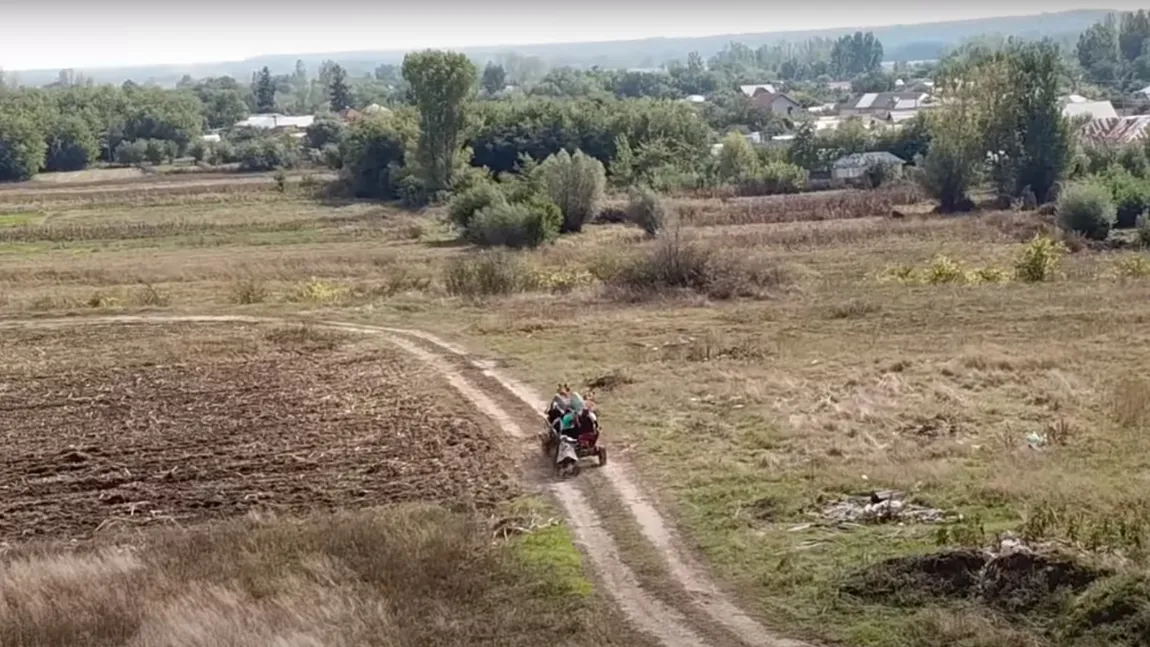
[[833, 151, 905, 168], [1062, 101, 1118, 120], [235, 114, 316, 130]]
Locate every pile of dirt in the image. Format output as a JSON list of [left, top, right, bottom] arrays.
[[843, 535, 1103, 611], [844, 534, 1150, 645]]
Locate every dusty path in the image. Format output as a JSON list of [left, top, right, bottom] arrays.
[[0, 314, 809, 647]]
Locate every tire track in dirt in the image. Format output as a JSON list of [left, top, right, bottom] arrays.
[[0, 315, 711, 647], [368, 325, 811, 647]]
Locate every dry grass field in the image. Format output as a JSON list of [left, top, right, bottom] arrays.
[[3, 173, 1150, 646]]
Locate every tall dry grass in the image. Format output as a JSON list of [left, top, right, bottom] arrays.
[[0, 505, 618, 647], [676, 184, 923, 227]]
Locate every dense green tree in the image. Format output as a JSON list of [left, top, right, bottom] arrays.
[[481, 63, 507, 95], [43, 115, 98, 172], [1002, 41, 1072, 203], [254, 66, 276, 113], [339, 114, 410, 198], [0, 112, 45, 181], [328, 64, 353, 111], [192, 77, 249, 129], [1077, 16, 1121, 84], [305, 116, 345, 150], [1120, 10, 1150, 62], [831, 32, 884, 78], [401, 50, 477, 192]]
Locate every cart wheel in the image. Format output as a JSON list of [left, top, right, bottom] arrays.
[[597, 446, 608, 467]]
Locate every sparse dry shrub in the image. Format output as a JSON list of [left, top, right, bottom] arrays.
[[288, 277, 350, 304], [683, 186, 919, 227], [969, 266, 1010, 284], [230, 278, 268, 305], [924, 255, 966, 284], [602, 227, 781, 300], [444, 250, 539, 298], [131, 282, 169, 307], [86, 291, 119, 308], [625, 186, 669, 237], [1110, 375, 1150, 430], [1013, 235, 1066, 283], [1138, 213, 1150, 248], [1113, 254, 1150, 279]]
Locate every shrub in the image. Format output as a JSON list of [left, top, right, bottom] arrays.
[[863, 161, 898, 189], [230, 278, 268, 304], [1137, 213, 1150, 248], [1114, 254, 1150, 279], [1014, 234, 1066, 283], [1057, 182, 1116, 240], [144, 139, 177, 165], [717, 131, 759, 182], [338, 116, 408, 199], [444, 251, 538, 297], [537, 149, 606, 233], [187, 139, 211, 163], [449, 182, 507, 231], [210, 140, 237, 165], [305, 117, 345, 150], [605, 229, 777, 300], [236, 136, 299, 172], [465, 201, 560, 249], [918, 128, 979, 213], [320, 143, 343, 170], [626, 186, 670, 237], [924, 255, 965, 284], [1103, 168, 1150, 228], [970, 267, 1010, 284], [737, 160, 807, 196], [113, 140, 148, 165]]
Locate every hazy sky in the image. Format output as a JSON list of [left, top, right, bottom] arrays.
[[0, 1, 1144, 70]]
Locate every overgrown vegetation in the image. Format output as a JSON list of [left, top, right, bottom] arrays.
[[1057, 182, 1116, 240]]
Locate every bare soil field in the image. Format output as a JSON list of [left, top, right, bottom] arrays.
[[0, 322, 517, 543]]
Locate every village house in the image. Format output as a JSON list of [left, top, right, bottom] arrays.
[[739, 84, 778, 98], [749, 91, 803, 117], [831, 151, 905, 185], [234, 113, 316, 131], [840, 92, 938, 119], [1078, 115, 1150, 146], [1060, 96, 1118, 120]]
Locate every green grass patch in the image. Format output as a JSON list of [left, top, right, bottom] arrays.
[[511, 522, 594, 599]]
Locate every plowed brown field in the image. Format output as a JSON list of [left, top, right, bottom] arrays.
[[0, 322, 518, 544]]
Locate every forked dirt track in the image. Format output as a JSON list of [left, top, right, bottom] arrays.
[[0, 314, 810, 647]]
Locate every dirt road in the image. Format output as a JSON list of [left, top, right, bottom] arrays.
[[0, 314, 810, 647]]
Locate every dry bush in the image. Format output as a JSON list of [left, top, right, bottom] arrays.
[[681, 185, 922, 227], [1110, 375, 1150, 430], [286, 277, 350, 304], [131, 282, 169, 307], [600, 228, 783, 301], [229, 277, 268, 304], [444, 251, 539, 299], [0, 506, 614, 647]]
